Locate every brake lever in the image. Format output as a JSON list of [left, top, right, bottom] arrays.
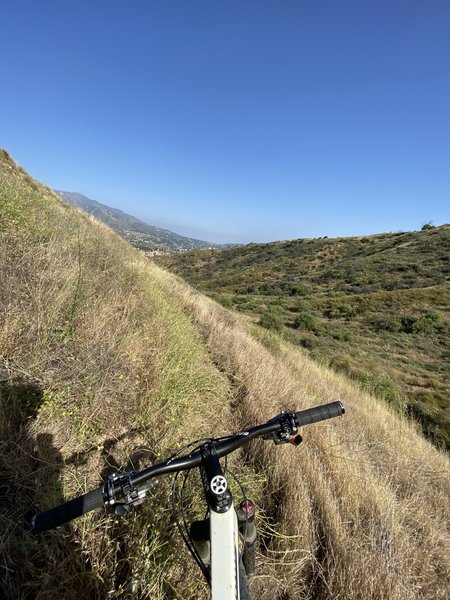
[[105, 471, 158, 516], [262, 412, 302, 446]]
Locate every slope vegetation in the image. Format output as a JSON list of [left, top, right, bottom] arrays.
[[1, 150, 449, 599], [157, 228, 450, 449]]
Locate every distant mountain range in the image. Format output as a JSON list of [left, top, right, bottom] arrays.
[[56, 191, 229, 253]]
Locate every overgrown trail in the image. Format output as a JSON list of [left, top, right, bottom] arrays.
[[149, 264, 450, 600]]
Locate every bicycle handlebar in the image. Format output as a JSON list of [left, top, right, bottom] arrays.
[[295, 401, 344, 426], [30, 401, 344, 533], [31, 487, 105, 534]]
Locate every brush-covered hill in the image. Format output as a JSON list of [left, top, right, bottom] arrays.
[[1, 149, 449, 599], [157, 228, 450, 449], [57, 190, 224, 253], [157, 228, 450, 295]]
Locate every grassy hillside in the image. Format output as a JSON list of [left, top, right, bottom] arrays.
[[1, 150, 449, 599], [157, 229, 450, 449], [158, 229, 450, 294]]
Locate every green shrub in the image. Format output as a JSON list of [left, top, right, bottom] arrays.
[[330, 329, 353, 342], [400, 311, 444, 334], [411, 311, 444, 333], [215, 294, 234, 309], [359, 372, 406, 412], [289, 299, 314, 313], [371, 311, 444, 334], [372, 315, 403, 332], [324, 303, 356, 319], [259, 312, 284, 332], [293, 313, 319, 332], [298, 336, 318, 350], [288, 283, 312, 296]]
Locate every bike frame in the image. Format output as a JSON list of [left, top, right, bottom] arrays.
[[210, 494, 241, 599]]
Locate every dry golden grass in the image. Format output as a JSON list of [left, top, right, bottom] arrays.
[[1, 150, 449, 599]]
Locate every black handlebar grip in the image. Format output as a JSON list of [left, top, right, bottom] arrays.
[[295, 401, 345, 427], [30, 486, 105, 534]]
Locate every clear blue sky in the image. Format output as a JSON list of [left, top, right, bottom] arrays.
[[1, 1, 449, 243]]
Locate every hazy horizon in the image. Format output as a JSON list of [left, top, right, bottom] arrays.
[[56, 186, 446, 246]]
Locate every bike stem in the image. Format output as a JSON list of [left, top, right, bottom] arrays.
[[200, 442, 233, 513]]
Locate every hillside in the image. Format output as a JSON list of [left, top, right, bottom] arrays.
[[1, 150, 450, 599], [158, 229, 450, 294], [57, 190, 224, 253], [157, 229, 450, 449]]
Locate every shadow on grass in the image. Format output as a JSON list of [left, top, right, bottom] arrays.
[[0, 373, 107, 599], [0, 373, 186, 598]]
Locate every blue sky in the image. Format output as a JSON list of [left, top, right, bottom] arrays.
[[1, 1, 449, 243]]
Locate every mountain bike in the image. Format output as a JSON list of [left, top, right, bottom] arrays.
[[31, 401, 345, 599]]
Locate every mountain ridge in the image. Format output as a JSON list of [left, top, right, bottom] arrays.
[[57, 190, 229, 253]]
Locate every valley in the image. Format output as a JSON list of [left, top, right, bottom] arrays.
[[157, 227, 450, 449]]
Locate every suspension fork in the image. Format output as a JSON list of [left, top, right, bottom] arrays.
[[236, 499, 257, 576]]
